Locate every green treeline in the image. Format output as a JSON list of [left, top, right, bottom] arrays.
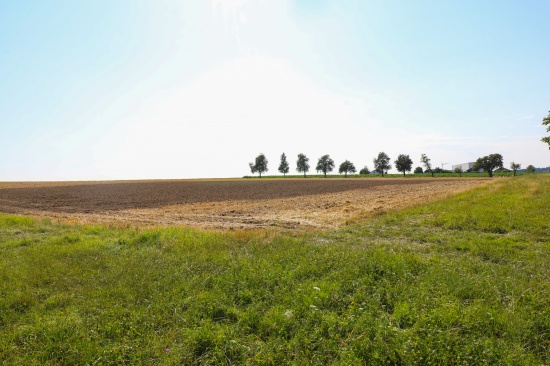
[[248, 152, 531, 178]]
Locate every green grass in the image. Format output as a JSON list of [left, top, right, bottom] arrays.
[[1, 175, 549, 365], [244, 171, 529, 178]]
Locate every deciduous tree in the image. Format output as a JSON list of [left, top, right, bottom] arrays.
[[249, 153, 268, 178], [510, 162, 521, 177], [394, 154, 413, 177], [454, 166, 463, 177], [278, 153, 289, 177], [473, 154, 503, 177], [542, 110, 550, 149], [359, 166, 370, 175], [339, 160, 356, 177], [526, 164, 536, 173], [316, 154, 335, 178], [414, 166, 423, 174], [296, 153, 310, 178], [420, 154, 433, 177], [373, 152, 391, 177]]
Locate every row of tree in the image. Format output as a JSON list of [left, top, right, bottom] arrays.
[[249, 152, 529, 178], [250, 111, 548, 178], [250, 153, 359, 178]]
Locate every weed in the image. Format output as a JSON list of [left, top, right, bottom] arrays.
[[0, 175, 548, 364]]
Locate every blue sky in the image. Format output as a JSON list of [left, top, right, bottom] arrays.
[[1, 0, 549, 180]]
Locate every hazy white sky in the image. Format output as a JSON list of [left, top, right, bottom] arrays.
[[1, 0, 549, 180]]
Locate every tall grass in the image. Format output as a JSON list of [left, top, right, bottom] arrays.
[[0, 175, 548, 364]]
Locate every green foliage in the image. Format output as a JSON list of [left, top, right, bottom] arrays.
[[433, 167, 450, 174], [454, 166, 463, 177], [338, 160, 356, 177], [0, 175, 549, 364], [526, 164, 536, 173], [316, 154, 335, 178], [510, 162, 521, 176], [359, 166, 370, 175], [414, 166, 423, 174], [473, 153, 503, 177], [373, 152, 391, 177], [249, 153, 268, 178], [244, 171, 523, 179], [420, 154, 433, 177], [296, 153, 310, 178], [278, 152, 290, 177], [542, 110, 550, 148], [394, 154, 413, 177]]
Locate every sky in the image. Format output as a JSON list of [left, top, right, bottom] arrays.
[[1, 0, 549, 181]]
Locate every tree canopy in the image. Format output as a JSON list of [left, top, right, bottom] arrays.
[[359, 166, 370, 175], [473, 154, 503, 177], [394, 154, 413, 177], [249, 153, 268, 178], [316, 155, 335, 178], [420, 154, 433, 177], [373, 152, 391, 177], [338, 160, 356, 177], [454, 166, 463, 177], [526, 164, 536, 173], [278, 153, 289, 177], [296, 153, 310, 178], [509, 162, 521, 177], [542, 110, 550, 149]]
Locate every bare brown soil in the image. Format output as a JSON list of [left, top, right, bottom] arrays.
[[0, 178, 490, 230]]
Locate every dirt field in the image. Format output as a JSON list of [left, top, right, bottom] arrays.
[[0, 178, 490, 230]]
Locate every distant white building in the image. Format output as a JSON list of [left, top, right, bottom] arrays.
[[452, 162, 476, 172]]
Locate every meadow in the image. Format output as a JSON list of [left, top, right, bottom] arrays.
[[244, 171, 525, 179], [0, 175, 548, 365]]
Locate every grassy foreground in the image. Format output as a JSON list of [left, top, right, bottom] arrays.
[[0, 176, 548, 365]]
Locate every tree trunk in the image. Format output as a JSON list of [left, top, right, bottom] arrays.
[[345, 172, 348, 178]]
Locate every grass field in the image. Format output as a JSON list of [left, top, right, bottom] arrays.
[[244, 171, 526, 179], [0, 175, 548, 365]]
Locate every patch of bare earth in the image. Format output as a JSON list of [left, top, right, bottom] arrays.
[[0, 178, 490, 230]]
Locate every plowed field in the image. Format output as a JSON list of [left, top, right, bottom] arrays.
[[0, 178, 490, 230]]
